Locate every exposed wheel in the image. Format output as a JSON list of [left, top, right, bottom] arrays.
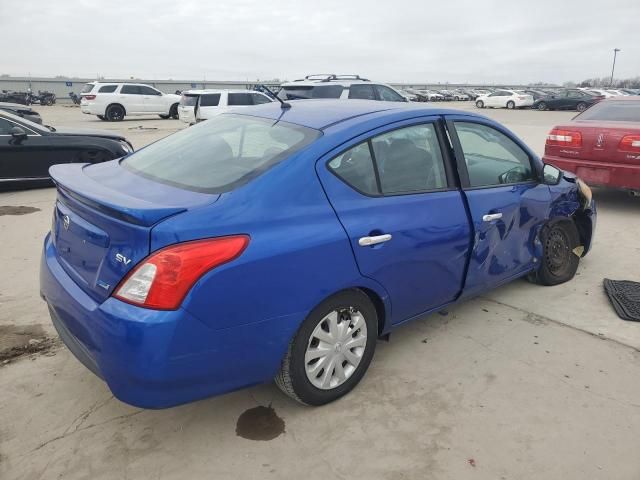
[[97, 115, 106, 120], [275, 290, 377, 405], [106, 104, 125, 121], [476, 100, 484, 108], [506, 100, 516, 109], [537, 102, 548, 111], [528, 221, 580, 286], [576, 102, 588, 112], [169, 103, 179, 119]]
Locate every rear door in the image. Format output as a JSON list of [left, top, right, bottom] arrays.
[[316, 117, 471, 324], [446, 116, 551, 296]]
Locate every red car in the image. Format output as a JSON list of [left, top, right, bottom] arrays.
[[543, 97, 640, 193]]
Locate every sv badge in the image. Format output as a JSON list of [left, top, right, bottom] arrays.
[[115, 253, 132, 265]]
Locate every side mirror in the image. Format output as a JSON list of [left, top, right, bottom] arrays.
[[10, 126, 27, 141], [542, 163, 562, 185]]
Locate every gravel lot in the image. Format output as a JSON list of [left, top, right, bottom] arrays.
[[1, 103, 639, 480]]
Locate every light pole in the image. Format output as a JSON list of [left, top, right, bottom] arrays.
[[610, 48, 621, 87]]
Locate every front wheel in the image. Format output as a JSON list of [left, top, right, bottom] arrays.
[[169, 103, 179, 119], [506, 100, 515, 109], [537, 102, 548, 111], [528, 221, 580, 286], [476, 100, 484, 108], [275, 290, 377, 405], [576, 102, 588, 112]]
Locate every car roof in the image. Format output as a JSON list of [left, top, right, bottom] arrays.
[[230, 99, 468, 130], [0, 102, 33, 110]]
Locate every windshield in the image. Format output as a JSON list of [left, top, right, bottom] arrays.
[[122, 114, 321, 193], [575, 101, 640, 122], [81, 83, 95, 94]]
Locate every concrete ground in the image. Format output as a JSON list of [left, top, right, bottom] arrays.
[[1, 103, 639, 480]]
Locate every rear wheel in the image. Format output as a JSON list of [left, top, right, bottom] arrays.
[[537, 102, 548, 111], [576, 102, 588, 112], [506, 100, 516, 109], [275, 290, 377, 405], [528, 221, 580, 286], [476, 100, 484, 108], [106, 104, 125, 121]]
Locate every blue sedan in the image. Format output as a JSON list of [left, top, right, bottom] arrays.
[[40, 100, 596, 408]]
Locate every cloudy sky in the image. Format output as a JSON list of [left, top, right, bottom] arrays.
[[1, 0, 638, 84]]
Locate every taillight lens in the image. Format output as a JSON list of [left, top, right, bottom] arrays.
[[113, 236, 249, 310], [546, 128, 583, 147], [619, 135, 640, 153], [83, 95, 96, 100]]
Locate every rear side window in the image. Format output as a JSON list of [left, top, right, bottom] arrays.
[[81, 83, 95, 94], [328, 143, 378, 195], [122, 114, 320, 193], [228, 93, 253, 106], [575, 101, 640, 122], [278, 85, 343, 100], [200, 94, 221, 107], [121, 85, 141, 94], [349, 84, 376, 100], [98, 85, 117, 93], [180, 94, 199, 106]]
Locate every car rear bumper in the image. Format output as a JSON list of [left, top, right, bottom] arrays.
[[40, 233, 298, 408], [544, 155, 640, 190]]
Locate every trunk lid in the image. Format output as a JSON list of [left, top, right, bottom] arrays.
[[50, 160, 218, 302]]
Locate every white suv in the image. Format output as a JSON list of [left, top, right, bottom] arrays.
[[277, 75, 407, 102], [178, 89, 273, 124], [80, 82, 181, 121]]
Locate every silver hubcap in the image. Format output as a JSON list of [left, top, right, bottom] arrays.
[[305, 308, 368, 390]]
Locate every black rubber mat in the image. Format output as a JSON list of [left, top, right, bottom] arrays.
[[603, 279, 640, 322]]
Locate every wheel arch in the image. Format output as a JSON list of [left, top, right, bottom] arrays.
[[106, 102, 126, 115]]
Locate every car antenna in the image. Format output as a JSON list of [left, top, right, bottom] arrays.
[[258, 84, 291, 109]]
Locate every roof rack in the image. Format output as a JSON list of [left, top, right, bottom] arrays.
[[294, 74, 370, 83]]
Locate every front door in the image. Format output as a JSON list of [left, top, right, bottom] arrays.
[[316, 118, 471, 324], [0, 117, 50, 182], [446, 117, 551, 297]]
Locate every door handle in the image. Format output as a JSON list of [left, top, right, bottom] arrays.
[[358, 234, 392, 246], [482, 213, 503, 222]]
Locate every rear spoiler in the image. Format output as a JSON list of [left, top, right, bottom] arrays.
[[50, 163, 187, 227]]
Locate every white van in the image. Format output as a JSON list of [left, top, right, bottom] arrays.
[[178, 89, 273, 124]]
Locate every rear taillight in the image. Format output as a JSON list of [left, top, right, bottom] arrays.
[[83, 95, 96, 100], [619, 135, 640, 153], [113, 236, 249, 310], [546, 128, 583, 148]]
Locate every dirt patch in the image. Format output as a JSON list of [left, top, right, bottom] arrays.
[[235, 405, 285, 441], [0, 206, 41, 216], [0, 324, 60, 365]]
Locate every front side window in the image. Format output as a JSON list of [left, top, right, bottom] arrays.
[[0, 118, 15, 134], [228, 93, 253, 106], [122, 114, 320, 193], [375, 85, 405, 102], [454, 122, 534, 187], [251, 93, 272, 104], [120, 85, 141, 95], [200, 94, 221, 107], [139, 86, 161, 96], [575, 101, 640, 122], [98, 85, 117, 93], [349, 84, 376, 100]]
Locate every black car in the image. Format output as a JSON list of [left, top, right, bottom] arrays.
[[0, 102, 43, 124], [532, 89, 603, 112], [0, 111, 133, 190]]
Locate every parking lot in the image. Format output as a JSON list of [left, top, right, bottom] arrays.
[[1, 104, 639, 480]]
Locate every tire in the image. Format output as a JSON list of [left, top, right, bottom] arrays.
[[275, 290, 378, 406], [169, 103, 179, 119], [97, 115, 105, 121], [159, 114, 170, 119], [537, 102, 548, 111], [506, 100, 515, 109], [576, 102, 587, 112], [528, 220, 580, 286], [106, 104, 125, 121], [476, 100, 484, 108]]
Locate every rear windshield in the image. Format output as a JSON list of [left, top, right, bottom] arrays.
[[81, 83, 95, 94], [180, 94, 199, 106], [278, 85, 343, 100], [122, 114, 321, 193], [575, 101, 640, 122]]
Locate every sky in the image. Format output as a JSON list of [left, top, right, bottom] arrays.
[[1, 0, 638, 85]]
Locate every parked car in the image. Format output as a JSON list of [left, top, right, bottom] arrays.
[[178, 89, 273, 124], [0, 102, 43, 124], [0, 110, 132, 191], [277, 74, 407, 102], [453, 90, 470, 101], [523, 89, 550, 101], [605, 89, 629, 97], [543, 97, 640, 194], [475, 89, 534, 109], [435, 90, 455, 101], [80, 82, 181, 121], [418, 90, 444, 101], [620, 88, 640, 96], [587, 89, 616, 99], [533, 89, 602, 112], [40, 100, 595, 408], [399, 90, 420, 102]]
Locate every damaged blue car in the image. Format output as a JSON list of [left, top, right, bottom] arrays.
[[40, 100, 595, 408]]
